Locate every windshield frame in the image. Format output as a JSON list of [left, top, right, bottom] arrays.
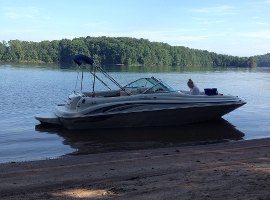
[[124, 77, 176, 93]]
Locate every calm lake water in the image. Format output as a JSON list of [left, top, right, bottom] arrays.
[[0, 62, 270, 163]]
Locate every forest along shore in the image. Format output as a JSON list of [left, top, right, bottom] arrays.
[[0, 37, 259, 67], [1, 138, 270, 200]]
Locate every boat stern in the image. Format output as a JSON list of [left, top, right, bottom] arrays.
[[35, 112, 61, 125]]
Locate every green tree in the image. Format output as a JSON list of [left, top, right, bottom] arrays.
[[59, 39, 73, 63], [8, 40, 24, 62], [0, 41, 7, 60]]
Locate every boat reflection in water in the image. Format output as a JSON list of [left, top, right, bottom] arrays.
[[35, 119, 244, 156]]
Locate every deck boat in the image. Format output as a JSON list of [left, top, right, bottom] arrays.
[[35, 54, 246, 129]]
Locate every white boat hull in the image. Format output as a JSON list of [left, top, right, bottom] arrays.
[[35, 73, 246, 130], [57, 102, 243, 129]]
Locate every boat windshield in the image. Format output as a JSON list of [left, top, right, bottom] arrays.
[[124, 77, 176, 93]]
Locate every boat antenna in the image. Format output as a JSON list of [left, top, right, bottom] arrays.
[[74, 65, 81, 92], [92, 63, 97, 94], [74, 64, 86, 93], [81, 64, 84, 92]]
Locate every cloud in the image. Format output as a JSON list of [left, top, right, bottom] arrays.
[[2, 6, 39, 19], [249, 22, 269, 26], [194, 18, 225, 25], [257, 0, 270, 4], [237, 30, 270, 38], [247, 0, 270, 6], [189, 5, 235, 15], [84, 22, 109, 28]]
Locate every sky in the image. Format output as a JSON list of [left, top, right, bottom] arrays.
[[0, 0, 270, 57]]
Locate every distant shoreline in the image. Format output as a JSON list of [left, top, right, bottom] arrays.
[[2, 60, 266, 68], [0, 60, 144, 67]]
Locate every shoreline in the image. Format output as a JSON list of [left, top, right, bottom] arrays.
[[1, 138, 270, 199]]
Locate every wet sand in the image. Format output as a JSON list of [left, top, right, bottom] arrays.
[[1, 138, 270, 200]]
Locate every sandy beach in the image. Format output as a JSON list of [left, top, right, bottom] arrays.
[[1, 138, 270, 200]]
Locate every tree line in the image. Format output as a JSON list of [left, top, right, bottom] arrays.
[[254, 53, 270, 67], [0, 36, 260, 67]]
